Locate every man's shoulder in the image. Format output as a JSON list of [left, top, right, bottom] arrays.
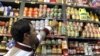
[[4, 47, 21, 56]]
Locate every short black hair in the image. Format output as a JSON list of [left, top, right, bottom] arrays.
[[11, 19, 31, 42]]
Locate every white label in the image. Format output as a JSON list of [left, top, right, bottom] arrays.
[[9, 12, 14, 16]]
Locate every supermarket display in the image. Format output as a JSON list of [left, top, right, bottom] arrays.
[[65, 21, 100, 38], [65, 0, 100, 8], [31, 20, 67, 36], [68, 41, 100, 55], [24, 5, 62, 19], [35, 38, 68, 56], [0, 18, 17, 35], [0, 2, 19, 17], [0, 0, 99, 56], [66, 7, 99, 22]]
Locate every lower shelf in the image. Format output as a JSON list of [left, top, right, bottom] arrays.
[[0, 52, 6, 56]]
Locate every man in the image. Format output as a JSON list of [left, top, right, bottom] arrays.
[[4, 19, 58, 56]]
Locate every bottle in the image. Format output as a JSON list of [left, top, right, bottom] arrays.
[[62, 40, 68, 49], [44, 0, 50, 2], [23, 7, 28, 17], [41, 45, 46, 54], [57, 45, 62, 54], [57, 39, 62, 45], [14, 18, 17, 22], [58, 22, 62, 35], [52, 45, 57, 54], [38, 0, 44, 2], [1, 36, 8, 49], [94, 14, 99, 22], [61, 23, 67, 35], [8, 18, 13, 33], [36, 46, 41, 54], [51, 39, 56, 45], [46, 39, 51, 45], [47, 46, 51, 54], [57, 0, 62, 3], [90, 12, 94, 21]]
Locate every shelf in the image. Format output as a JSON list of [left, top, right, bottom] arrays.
[[66, 5, 100, 10], [0, 16, 16, 18], [23, 17, 63, 21], [0, 49, 7, 55], [0, 0, 21, 3], [0, 16, 18, 21], [0, 49, 8, 52], [46, 35, 65, 39], [26, 2, 63, 6], [0, 34, 12, 37], [67, 19, 100, 24], [23, 17, 46, 20], [68, 37, 100, 41], [0, 52, 6, 56], [69, 54, 100, 56]]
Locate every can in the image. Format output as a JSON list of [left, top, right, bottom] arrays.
[[38, 0, 44, 2], [50, 0, 56, 3]]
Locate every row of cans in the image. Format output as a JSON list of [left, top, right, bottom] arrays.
[[24, 5, 62, 19]]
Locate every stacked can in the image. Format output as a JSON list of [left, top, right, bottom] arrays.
[[35, 38, 68, 56], [66, 21, 81, 37], [24, 5, 62, 19], [66, 7, 99, 22], [31, 20, 48, 30], [82, 23, 100, 38]]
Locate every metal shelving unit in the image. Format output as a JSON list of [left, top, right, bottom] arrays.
[[0, 0, 99, 56]]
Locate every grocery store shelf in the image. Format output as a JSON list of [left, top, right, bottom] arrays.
[[67, 19, 100, 24], [69, 54, 100, 56], [26, 2, 63, 5], [0, 16, 17, 21], [0, 49, 7, 55], [68, 37, 100, 41], [23, 17, 64, 21], [66, 5, 100, 10], [36, 53, 62, 56], [0, 34, 12, 37], [23, 17, 46, 20], [0, 16, 16, 18], [47, 35, 66, 39], [0, 52, 6, 56], [0, 0, 21, 3], [0, 49, 8, 52]]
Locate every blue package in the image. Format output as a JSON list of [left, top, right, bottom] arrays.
[[7, 6, 12, 16], [6, 39, 15, 49]]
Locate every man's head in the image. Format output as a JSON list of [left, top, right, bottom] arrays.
[[11, 19, 37, 46]]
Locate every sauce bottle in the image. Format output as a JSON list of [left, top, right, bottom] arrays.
[[57, 45, 62, 54], [52, 45, 57, 54], [47, 46, 51, 54]]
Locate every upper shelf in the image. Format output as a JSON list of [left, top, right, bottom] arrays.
[[0, 1, 20, 8], [0, 34, 12, 37], [26, 2, 63, 6], [66, 5, 100, 10], [0, 0, 21, 3], [65, 19, 100, 24], [68, 37, 100, 41]]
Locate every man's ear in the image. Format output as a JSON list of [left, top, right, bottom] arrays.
[[24, 33, 30, 39]]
